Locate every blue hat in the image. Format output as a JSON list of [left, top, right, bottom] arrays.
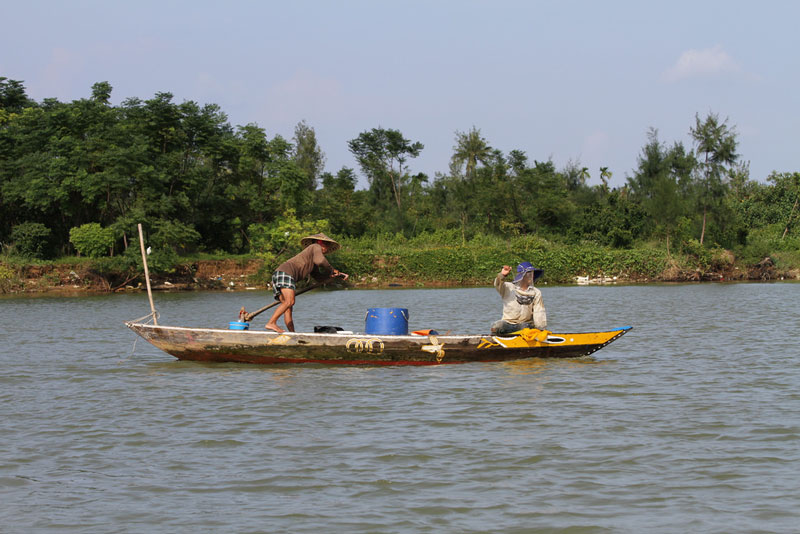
[[513, 262, 544, 283]]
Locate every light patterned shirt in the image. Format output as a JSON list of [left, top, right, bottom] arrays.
[[494, 274, 547, 329]]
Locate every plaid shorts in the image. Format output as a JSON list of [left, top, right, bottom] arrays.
[[271, 271, 296, 301]]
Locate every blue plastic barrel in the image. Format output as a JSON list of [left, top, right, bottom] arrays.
[[229, 321, 249, 330], [365, 307, 409, 335]]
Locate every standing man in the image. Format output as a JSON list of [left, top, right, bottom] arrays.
[[265, 233, 349, 333], [491, 261, 546, 335]]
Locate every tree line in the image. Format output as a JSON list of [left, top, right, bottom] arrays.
[[1, 77, 798, 266]]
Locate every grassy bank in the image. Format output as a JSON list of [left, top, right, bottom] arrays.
[[2, 232, 796, 294], [333, 234, 668, 285]]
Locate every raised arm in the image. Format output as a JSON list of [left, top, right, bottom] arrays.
[[494, 265, 512, 294]]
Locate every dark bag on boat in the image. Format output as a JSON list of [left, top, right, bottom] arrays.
[[314, 326, 344, 334]]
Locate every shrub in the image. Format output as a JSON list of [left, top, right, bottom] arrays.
[[104, 246, 179, 276], [69, 223, 115, 258], [0, 263, 21, 292], [150, 220, 201, 254], [146, 248, 180, 275], [248, 209, 330, 263], [734, 223, 796, 265], [10, 222, 51, 259], [711, 247, 735, 270], [608, 227, 633, 248], [681, 239, 712, 269]]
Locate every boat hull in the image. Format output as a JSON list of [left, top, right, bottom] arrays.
[[126, 323, 631, 366]]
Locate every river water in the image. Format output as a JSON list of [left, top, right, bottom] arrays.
[[1, 283, 799, 533]]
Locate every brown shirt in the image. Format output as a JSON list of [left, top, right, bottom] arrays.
[[277, 244, 332, 281]]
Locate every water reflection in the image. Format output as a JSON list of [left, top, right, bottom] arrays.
[[501, 356, 609, 375]]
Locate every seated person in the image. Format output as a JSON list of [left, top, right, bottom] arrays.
[[491, 262, 546, 335]]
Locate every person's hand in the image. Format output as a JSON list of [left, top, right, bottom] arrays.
[[332, 269, 349, 281], [500, 265, 512, 277]]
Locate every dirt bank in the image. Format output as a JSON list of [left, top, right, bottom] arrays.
[[2, 256, 797, 295]]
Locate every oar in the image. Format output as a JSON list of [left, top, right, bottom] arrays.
[[238, 278, 334, 323]]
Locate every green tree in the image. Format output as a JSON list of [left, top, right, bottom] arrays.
[[292, 120, 325, 191], [579, 167, 591, 185], [747, 172, 800, 240], [150, 219, 202, 254], [512, 160, 575, 233], [451, 126, 492, 181], [315, 167, 370, 236], [91, 81, 112, 104], [0, 77, 35, 116], [628, 128, 695, 254], [69, 223, 115, 257], [781, 172, 800, 239], [276, 160, 310, 214], [0, 86, 130, 252], [10, 222, 51, 259], [599, 166, 612, 191], [234, 123, 273, 224], [569, 188, 645, 248], [247, 208, 330, 266], [348, 127, 423, 217], [690, 112, 738, 244], [508, 150, 528, 176]]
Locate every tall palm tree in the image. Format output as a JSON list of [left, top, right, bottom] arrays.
[[451, 127, 492, 181], [579, 167, 590, 185], [599, 166, 612, 191]]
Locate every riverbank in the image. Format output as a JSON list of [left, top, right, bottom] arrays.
[[2, 252, 797, 295]]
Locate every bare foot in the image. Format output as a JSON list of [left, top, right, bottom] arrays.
[[264, 323, 284, 333]]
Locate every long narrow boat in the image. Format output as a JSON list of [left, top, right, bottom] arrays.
[[125, 322, 632, 366]]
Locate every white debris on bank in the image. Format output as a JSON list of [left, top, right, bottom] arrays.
[[575, 275, 618, 285]]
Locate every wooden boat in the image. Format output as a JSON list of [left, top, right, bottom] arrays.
[[125, 322, 632, 366]]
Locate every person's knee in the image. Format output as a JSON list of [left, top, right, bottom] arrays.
[[492, 320, 524, 335], [280, 289, 295, 306]]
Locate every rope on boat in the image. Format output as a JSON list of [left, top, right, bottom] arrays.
[[125, 311, 159, 362], [130, 310, 159, 325], [126, 335, 140, 362]]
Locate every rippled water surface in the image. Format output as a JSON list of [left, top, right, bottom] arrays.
[[2, 284, 799, 533]]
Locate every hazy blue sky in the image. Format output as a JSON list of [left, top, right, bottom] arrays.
[[2, 0, 798, 188]]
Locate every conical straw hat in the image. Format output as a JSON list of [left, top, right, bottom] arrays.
[[300, 233, 341, 252]]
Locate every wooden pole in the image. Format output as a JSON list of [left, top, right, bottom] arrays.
[[137, 223, 158, 325]]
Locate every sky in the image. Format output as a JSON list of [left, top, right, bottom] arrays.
[[2, 0, 798, 189]]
